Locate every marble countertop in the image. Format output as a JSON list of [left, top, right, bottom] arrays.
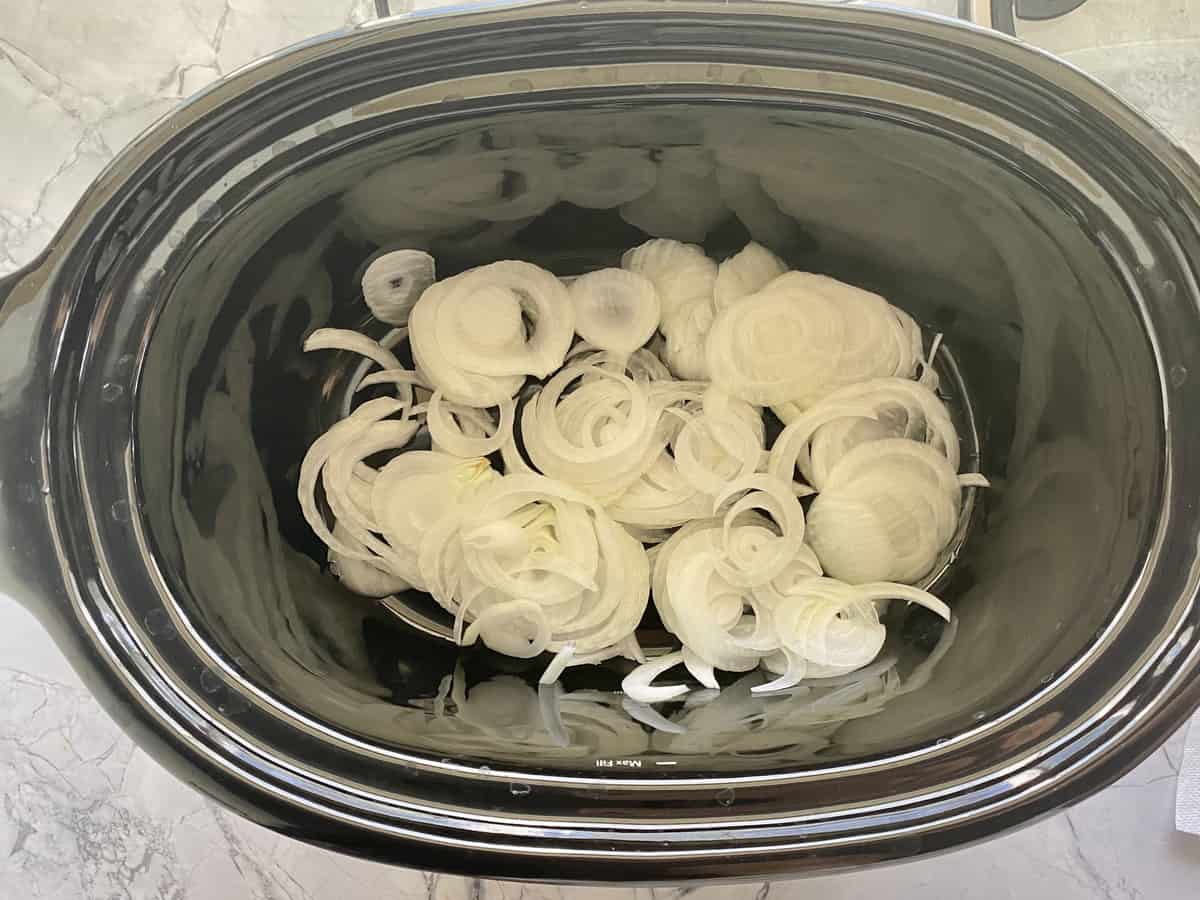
[[2, 0, 1199, 896]]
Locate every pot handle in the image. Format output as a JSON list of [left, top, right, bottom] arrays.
[[0, 258, 67, 627], [960, 1, 1088, 35]]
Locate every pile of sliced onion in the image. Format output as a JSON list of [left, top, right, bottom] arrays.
[[519, 354, 669, 501], [419, 474, 651, 675], [299, 235, 983, 706], [607, 387, 764, 532]]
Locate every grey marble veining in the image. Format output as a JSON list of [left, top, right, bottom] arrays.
[[2, 1, 1200, 897]]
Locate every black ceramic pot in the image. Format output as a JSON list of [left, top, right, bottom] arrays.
[[2, 0, 1199, 884]]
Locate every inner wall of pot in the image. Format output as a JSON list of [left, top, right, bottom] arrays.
[[136, 99, 1160, 772]]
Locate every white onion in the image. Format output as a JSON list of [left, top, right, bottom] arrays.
[[417, 473, 650, 671], [804, 439, 964, 584], [369, 451, 497, 587], [327, 522, 410, 598], [427, 392, 515, 458], [620, 238, 727, 381], [520, 357, 666, 500], [461, 599, 552, 658], [297, 397, 411, 564], [652, 519, 768, 674], [305, 326, 417, 410], [660, 298, 715, 380], [299, 238, 973, 708], [607, 388, 763, 532], [752, 647, 807, 694], [621, 239, 716, 323], [706, 272, 922, 408], [621, 651, 690, 704], [568, 269, 661, 356], [713, 242, 788, 311], [361, 250, 435, 325], [712, 473, 807, 588], [768, 376, 961, 490], [772, 578, 887, 670], [410, 260, 573, 405]]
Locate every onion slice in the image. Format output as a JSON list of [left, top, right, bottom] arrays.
[[622, 651, 690, 704], [362, 249, 435, 325], [713, 241, 788, 311], [568, 269, 661, 357], [427, 392, 515, 458]]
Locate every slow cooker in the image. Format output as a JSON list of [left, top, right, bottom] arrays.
[[1, 0, 1199, 882]]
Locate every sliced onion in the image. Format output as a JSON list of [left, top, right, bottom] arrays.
[[520, 358, 664, 499], [661, 297, 715, 380], [769, 377, 961, 487], [357, 368, 429, 392], [410, 260, 573, 405], [712, 474, 806, 588], [362, 249, 435, 325], [621, 651, 690, 704], [371, 451, 497, 587], [418, 473, 649, 660], [297, 397, 407, 562], [306, 326, 417, 414], [772, 578, 887, 670], [805, 439, 962, 584], [324, 418, 420, 538], [652, 519, 767, 674], [713, 242, 788, 311], [300, 237, 972, 709], [608, 389, 762, 532], [304, 327, 405, 372], [706, 273, 921, 408], [752, 647, 807, 694], [568, 269, 661, 356], [682, 647, 720, 690], [327, 522, 410, 597], [621, 239, 716, 323], [427, 392, 515, 458], [462, 599, 552, 658], [851, 581, 951, 621]]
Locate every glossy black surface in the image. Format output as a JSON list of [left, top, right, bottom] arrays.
[[2, 0, 1200, 883]]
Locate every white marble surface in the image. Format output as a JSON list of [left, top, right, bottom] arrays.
[[2, 0, 1200, 897]]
